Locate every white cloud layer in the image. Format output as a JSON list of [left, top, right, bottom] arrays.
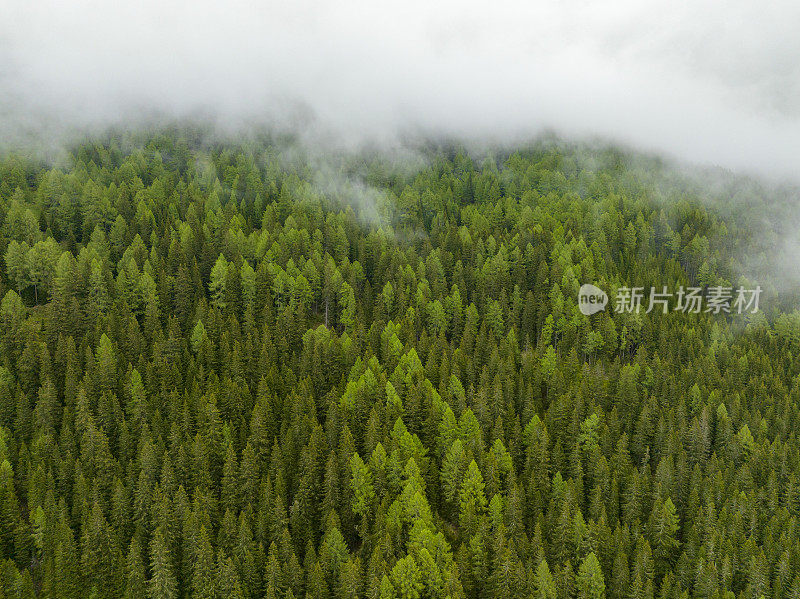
[[1, 0, 799, 179]]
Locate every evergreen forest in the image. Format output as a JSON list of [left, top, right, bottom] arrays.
[[0, 129, 799, 599]]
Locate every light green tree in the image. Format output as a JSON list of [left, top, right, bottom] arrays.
[[209, 254, 229, 309], [576, 552, 605, 599]]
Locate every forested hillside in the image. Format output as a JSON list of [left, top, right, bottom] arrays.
[[1, 130, 800, 599]]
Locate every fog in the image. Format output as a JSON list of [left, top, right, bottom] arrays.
[[2, 0, 799, 181]]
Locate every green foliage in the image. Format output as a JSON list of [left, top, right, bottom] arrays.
[[577, 553, 605, 599], [350, 453, 375, 519], [0, 131, 795, 599]]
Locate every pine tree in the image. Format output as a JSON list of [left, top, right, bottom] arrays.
[[390, 555, 423, 599], [148, 525, 178, 599], [648, 496, 679, 576], [533, 559, 557, 599], [210, 255, 229, 310], [125, 538, 147, 599], [576, 553, 605, 599]]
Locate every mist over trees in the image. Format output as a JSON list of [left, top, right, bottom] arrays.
[[0, 129, 799, 599]]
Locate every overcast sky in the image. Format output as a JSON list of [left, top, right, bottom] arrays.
[[2, 0, 799, 179]]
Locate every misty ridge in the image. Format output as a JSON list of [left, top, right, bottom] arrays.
[[2, 0, 800, 175], [4, 113, 800, 303], [1, 0, 799, 297]]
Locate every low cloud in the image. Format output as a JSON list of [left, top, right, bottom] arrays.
[[1, 0, 799, 180]]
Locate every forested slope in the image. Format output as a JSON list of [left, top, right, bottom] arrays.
[[0, 131, 799, 599]]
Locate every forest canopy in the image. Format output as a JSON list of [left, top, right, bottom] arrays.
[[0, 129, 799, 599]]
